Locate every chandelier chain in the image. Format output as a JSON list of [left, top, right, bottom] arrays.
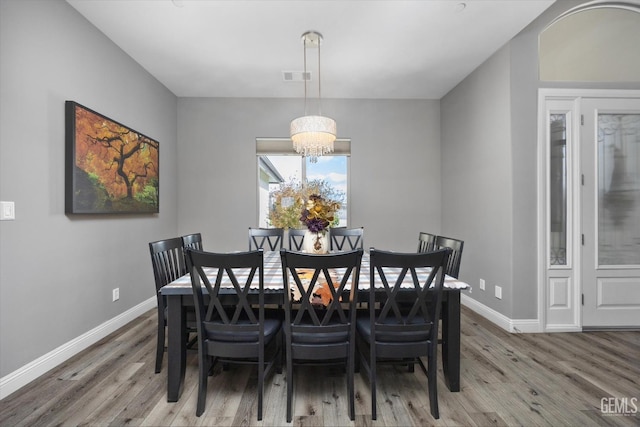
[[303, 35, 308, 116], [317, 36, 322, 116]]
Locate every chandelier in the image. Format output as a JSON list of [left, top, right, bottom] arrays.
[[290, 31, 336, 163]]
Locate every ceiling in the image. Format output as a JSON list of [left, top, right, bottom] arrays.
[[66, 0, 555, 100]]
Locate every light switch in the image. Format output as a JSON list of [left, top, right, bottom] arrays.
[[0, 201, 15, 220]]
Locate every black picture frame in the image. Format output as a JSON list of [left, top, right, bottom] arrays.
[[65, 101, 159, 214]]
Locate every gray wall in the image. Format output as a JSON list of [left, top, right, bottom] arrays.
[[0, 0, 178, 376], [442, 0, 640, 319], [0, 0, 441, 378], [8, 0, 631, 385], [177, 98, 442, 253], [441, 45, 514, 315]]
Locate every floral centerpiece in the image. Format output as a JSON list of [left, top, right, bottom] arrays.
[[268, 179, 343, 229], [300, 194, 340, 253]]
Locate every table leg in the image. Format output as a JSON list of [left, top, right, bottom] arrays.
[[441, 290, 461, 392], [167, 294, 186, 402]]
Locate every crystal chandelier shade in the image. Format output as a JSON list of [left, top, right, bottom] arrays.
[[290, 115, 336, 160], [290, 31, 336, 163]]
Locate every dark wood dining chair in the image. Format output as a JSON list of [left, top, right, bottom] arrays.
[[356, 247, 451, 420], [288, 228, 306, 251], [417, 231, 438, 253], [434, 235, 464, 278], [181, 233, 203, 251], [249, 227, 284, 251], [149, 237, 196, 373], [280, 248, 363, 422], [185, 248, 282, 420], [329, 227, 364, 251]]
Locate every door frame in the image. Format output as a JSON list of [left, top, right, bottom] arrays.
[[537, 88, 640, 332]]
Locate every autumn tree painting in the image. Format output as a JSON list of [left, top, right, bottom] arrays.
[[65, 102, 159, 214]]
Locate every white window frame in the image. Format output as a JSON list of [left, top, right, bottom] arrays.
[[256, 137, 351, 228]]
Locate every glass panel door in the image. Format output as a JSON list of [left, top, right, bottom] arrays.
[[597, 113, 640, 265], [550, 113, 568, 266], [582, 98, 640, 328]]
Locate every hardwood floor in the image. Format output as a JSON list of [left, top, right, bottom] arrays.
[[1, 306, 638, 426]]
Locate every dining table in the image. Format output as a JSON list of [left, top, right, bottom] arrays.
[[160, 250, 471, 402]]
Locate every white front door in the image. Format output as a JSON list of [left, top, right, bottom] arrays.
[[581, 98, 640, 328]]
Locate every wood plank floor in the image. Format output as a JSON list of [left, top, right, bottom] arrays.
[[1, 306, 638, 426]]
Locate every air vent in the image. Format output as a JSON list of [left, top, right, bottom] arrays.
[[283, 71, 311, 82]]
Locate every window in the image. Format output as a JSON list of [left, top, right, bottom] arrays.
[[257, 138, 350, 228], [549, 113, 568, 266]]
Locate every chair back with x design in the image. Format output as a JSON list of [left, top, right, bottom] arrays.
[[329, 227, 364, 251], [279, 248, 363, 422], [186, 248, 281, 420], [356, 247, 451, 420], [288, 228, 306, 251], [249, 227, 284, 251]]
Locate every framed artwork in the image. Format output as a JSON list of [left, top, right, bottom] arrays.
[[65, 101, 159, 214]]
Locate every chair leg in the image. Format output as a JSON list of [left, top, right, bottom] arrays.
[[186, 333, 198, 349], [257, 355, 264, 421], [348, 353, 355, 421], [370, 348, 377, 420], [407, 360, 415, 372], [155, 319, 165, 374], [196, 346, 208, 417], [427, 346, 439, 419], [286, 341, 293, 423], [277, 330, 284, 375]]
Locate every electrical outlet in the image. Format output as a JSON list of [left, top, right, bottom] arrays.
[[495, 285, 502, 299], [112, 288, 120, 302], [479, 278, 485, 291], [0, 201, 15, 220]]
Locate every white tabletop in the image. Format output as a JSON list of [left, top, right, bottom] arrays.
[[162, 251, 471, 295]]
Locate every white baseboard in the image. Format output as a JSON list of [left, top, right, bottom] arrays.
[[461, 294, 542, 333], [0, 297, 156, 400]]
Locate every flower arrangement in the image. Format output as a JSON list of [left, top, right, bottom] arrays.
[[300, 194, 340, 233], [268, 179, 343, 229]]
